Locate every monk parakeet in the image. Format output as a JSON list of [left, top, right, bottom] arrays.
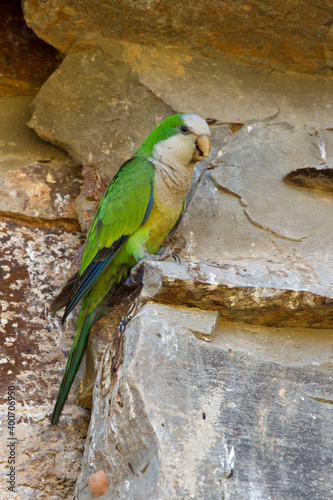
[[50, 113, 211, 424]]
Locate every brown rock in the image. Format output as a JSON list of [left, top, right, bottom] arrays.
[[3, 5, 333, 499], [0, 220, 88, 499], [0, 161, 81, 226], [142, 260, 333, 328], [0, 95, 81, 227], [23, 0, 333, 75], [0, 1, 60, 97], [76, 285, 140, 408], [0, 95, 68, 162]]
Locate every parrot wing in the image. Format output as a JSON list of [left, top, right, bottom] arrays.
[[61, 156, 155, 322]]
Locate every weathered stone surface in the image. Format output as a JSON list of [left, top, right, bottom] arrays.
[[88, 469, 109, 498], [178, 168, 276, 262], [28, 45, 174, 179], [0, 95, 81, 227], [77, 285, 141, 409], [211, 122, 333, 240], [28, 39, 333, 138], [175, 121, 333, 267], [0, 96, 67, 161], [75, 302, 333, 500], [0, 220, 88, 499], [112, 40, 333, 127], [75, 165, 109, 232], [0, 57, 89, 497], [0, 160, 81, 224], [2, 5, 333, 499], [23, 0, 333, 75], [142, 260, 333, 328], [0, 78, 40, 98]]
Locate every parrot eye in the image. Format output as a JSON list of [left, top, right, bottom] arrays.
[[179, 125, 189, 134]]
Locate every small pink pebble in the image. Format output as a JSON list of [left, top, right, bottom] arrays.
[[88, 469, 109, 498]]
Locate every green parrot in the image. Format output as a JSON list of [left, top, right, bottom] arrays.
[[50, 113, 211, 424]]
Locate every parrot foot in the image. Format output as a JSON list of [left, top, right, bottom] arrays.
[[129, 250, 181, 285], [158, 234, 186, 255]]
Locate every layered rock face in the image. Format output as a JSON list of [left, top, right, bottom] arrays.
[[22, 0, 333, 75], [0, 1, 332, 499]]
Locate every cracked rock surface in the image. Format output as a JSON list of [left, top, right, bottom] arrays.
[[22, 0, 333, 75], [1, 3, 333, 499], [75, 303, 333, 500]]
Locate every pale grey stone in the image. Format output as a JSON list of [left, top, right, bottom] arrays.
[[211, 122, 333, 241], [28, 45, 174, 180], [75, 302, 333, 500], [177, 121, 333, 276]]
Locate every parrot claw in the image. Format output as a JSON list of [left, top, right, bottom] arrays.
[[158, 234, 186, 256], [130, 249, 182, 284], [171, 251, 181, 264]]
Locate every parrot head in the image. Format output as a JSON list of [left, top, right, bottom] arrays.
[[136, 113, 211, 167]]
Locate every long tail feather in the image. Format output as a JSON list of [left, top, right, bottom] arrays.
[[51, 294, 108, 425]]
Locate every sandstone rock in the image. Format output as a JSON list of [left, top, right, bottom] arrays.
[[72, 112, 333, 499], [27, 39, 333, 140], [0, 160, 81, 225], [2, 5, 333, 499], [27, 45, 177, 228], [0, 220, 88, 499], [74, 302, 333, 499], [0, 60, 89, 499], [211, 122, 333, 240], [0, 77, 39, 97], [142, 260, 333, 328], [0, 95, 81, 227], [77, 285, 141, 409], [23, 0, 333, 75]]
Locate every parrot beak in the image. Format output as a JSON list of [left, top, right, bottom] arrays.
[[193, 135, 211, 162]]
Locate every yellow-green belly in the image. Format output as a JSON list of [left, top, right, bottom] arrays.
[[125, 199, 182, 259]]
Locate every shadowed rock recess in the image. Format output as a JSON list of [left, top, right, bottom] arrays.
[[0, 1, 332, 499]]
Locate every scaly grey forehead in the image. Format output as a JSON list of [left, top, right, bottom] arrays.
[[182, 113, 210, 136]]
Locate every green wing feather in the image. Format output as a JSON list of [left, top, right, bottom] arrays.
[[80, 157, 155, 273], [61, 156, 155, 321]]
